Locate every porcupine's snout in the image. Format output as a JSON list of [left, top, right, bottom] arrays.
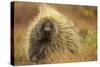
[[36, 18, 57, 42]]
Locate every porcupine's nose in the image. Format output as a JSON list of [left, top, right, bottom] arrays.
[[44, 22, 53, 32], [42, 21, 55, 36]]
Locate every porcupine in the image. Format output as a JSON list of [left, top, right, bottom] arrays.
[[27, 4, 82, 64]]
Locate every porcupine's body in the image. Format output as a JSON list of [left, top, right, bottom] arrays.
[[28, 4, 82, 64]]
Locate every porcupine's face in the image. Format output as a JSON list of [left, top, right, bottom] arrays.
[[36, 18, 57, 42]]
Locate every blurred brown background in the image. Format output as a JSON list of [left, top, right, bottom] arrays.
[[13, 1, 97, 65], [14, 1, 97, 32]]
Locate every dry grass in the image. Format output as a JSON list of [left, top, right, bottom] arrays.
[[79, 30, 97, 61]]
